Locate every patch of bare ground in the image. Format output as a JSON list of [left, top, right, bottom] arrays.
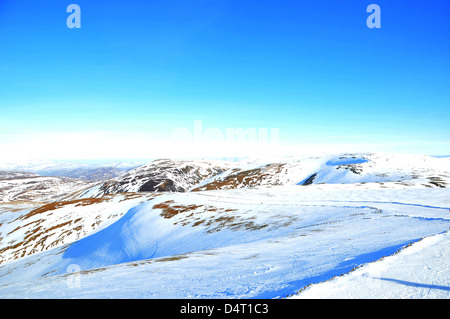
[[428, 177, 447, 188], [152, 200, 270, 233], [13, 197, 113, 222], [1, 193, 153, 264], [191, 164, 286, 191], [205, 215, 268, 233], [153, 200, 203, 219], [0, 218, 84, 262]]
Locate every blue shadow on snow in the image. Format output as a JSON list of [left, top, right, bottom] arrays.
[[251, 241, 417, 299]]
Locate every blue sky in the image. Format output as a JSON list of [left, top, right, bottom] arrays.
[[0, 0, 449, 159]]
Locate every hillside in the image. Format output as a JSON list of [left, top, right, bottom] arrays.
[[79, 159, 230, 198], [192, 153, 450, 190], [0, 172, 91, 202], [0, 152, 449, 299]]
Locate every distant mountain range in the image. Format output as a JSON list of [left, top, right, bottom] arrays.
[[0, 159, 145, 181], [2, 153, 449, 204], [79, 152, 450, 199]]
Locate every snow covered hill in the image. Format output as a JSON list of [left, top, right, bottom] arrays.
[[297, 153, 450, 187], [0, 152, 449, 299], [0, 159, 142, 181], [80, 159, 230, 198], [79, 153, 450, 198], [192, 153, 450, 190], [0, 172, 91, 202], [0, 193, 155, 265]]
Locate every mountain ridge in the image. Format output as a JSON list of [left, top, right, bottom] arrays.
[[0, 152, 449, 299]]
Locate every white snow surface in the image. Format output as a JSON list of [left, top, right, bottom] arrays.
[[291, 231, 450, 299], [0, 152, 449, 299]]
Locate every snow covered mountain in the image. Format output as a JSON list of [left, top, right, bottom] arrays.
[[79, 153, 450, 198], [80, 159, 230, 197], [192, 153, 450, 190], [0, 152, 449, 299], [0, 172, 91, 202], [0, 159, 142, 181]]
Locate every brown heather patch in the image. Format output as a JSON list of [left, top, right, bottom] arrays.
[[154, 200, 269, 233], [6, 225, 22, 236], [152, 200, 203, 219], [22, 226, 44, 243], [77, 267, 109, 276], [0, 199, 114, 263], [0, 217, 85, 263], [7, 219, 44, 236], [118, 192, 145, 202], [127, 254, 190, 267], [191, 164, 286, 191], [74, 196, 114, 206], [152, 200, 174, 210], [204, 215, 268, 233], [14, 197, 113, 222], [155, 255, 189, 263], [192, 219, 205, 227], [0, 240, 24, 255], [192, 169, 261, 191]]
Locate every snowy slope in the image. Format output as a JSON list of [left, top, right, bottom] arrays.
[[0, 152, 449, 299], [0, 184, 449, 298], [0, 193, 156, 264], [291, 231, 450, 299]]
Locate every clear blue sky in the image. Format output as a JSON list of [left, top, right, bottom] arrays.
[[0, 0, 449, 159]]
